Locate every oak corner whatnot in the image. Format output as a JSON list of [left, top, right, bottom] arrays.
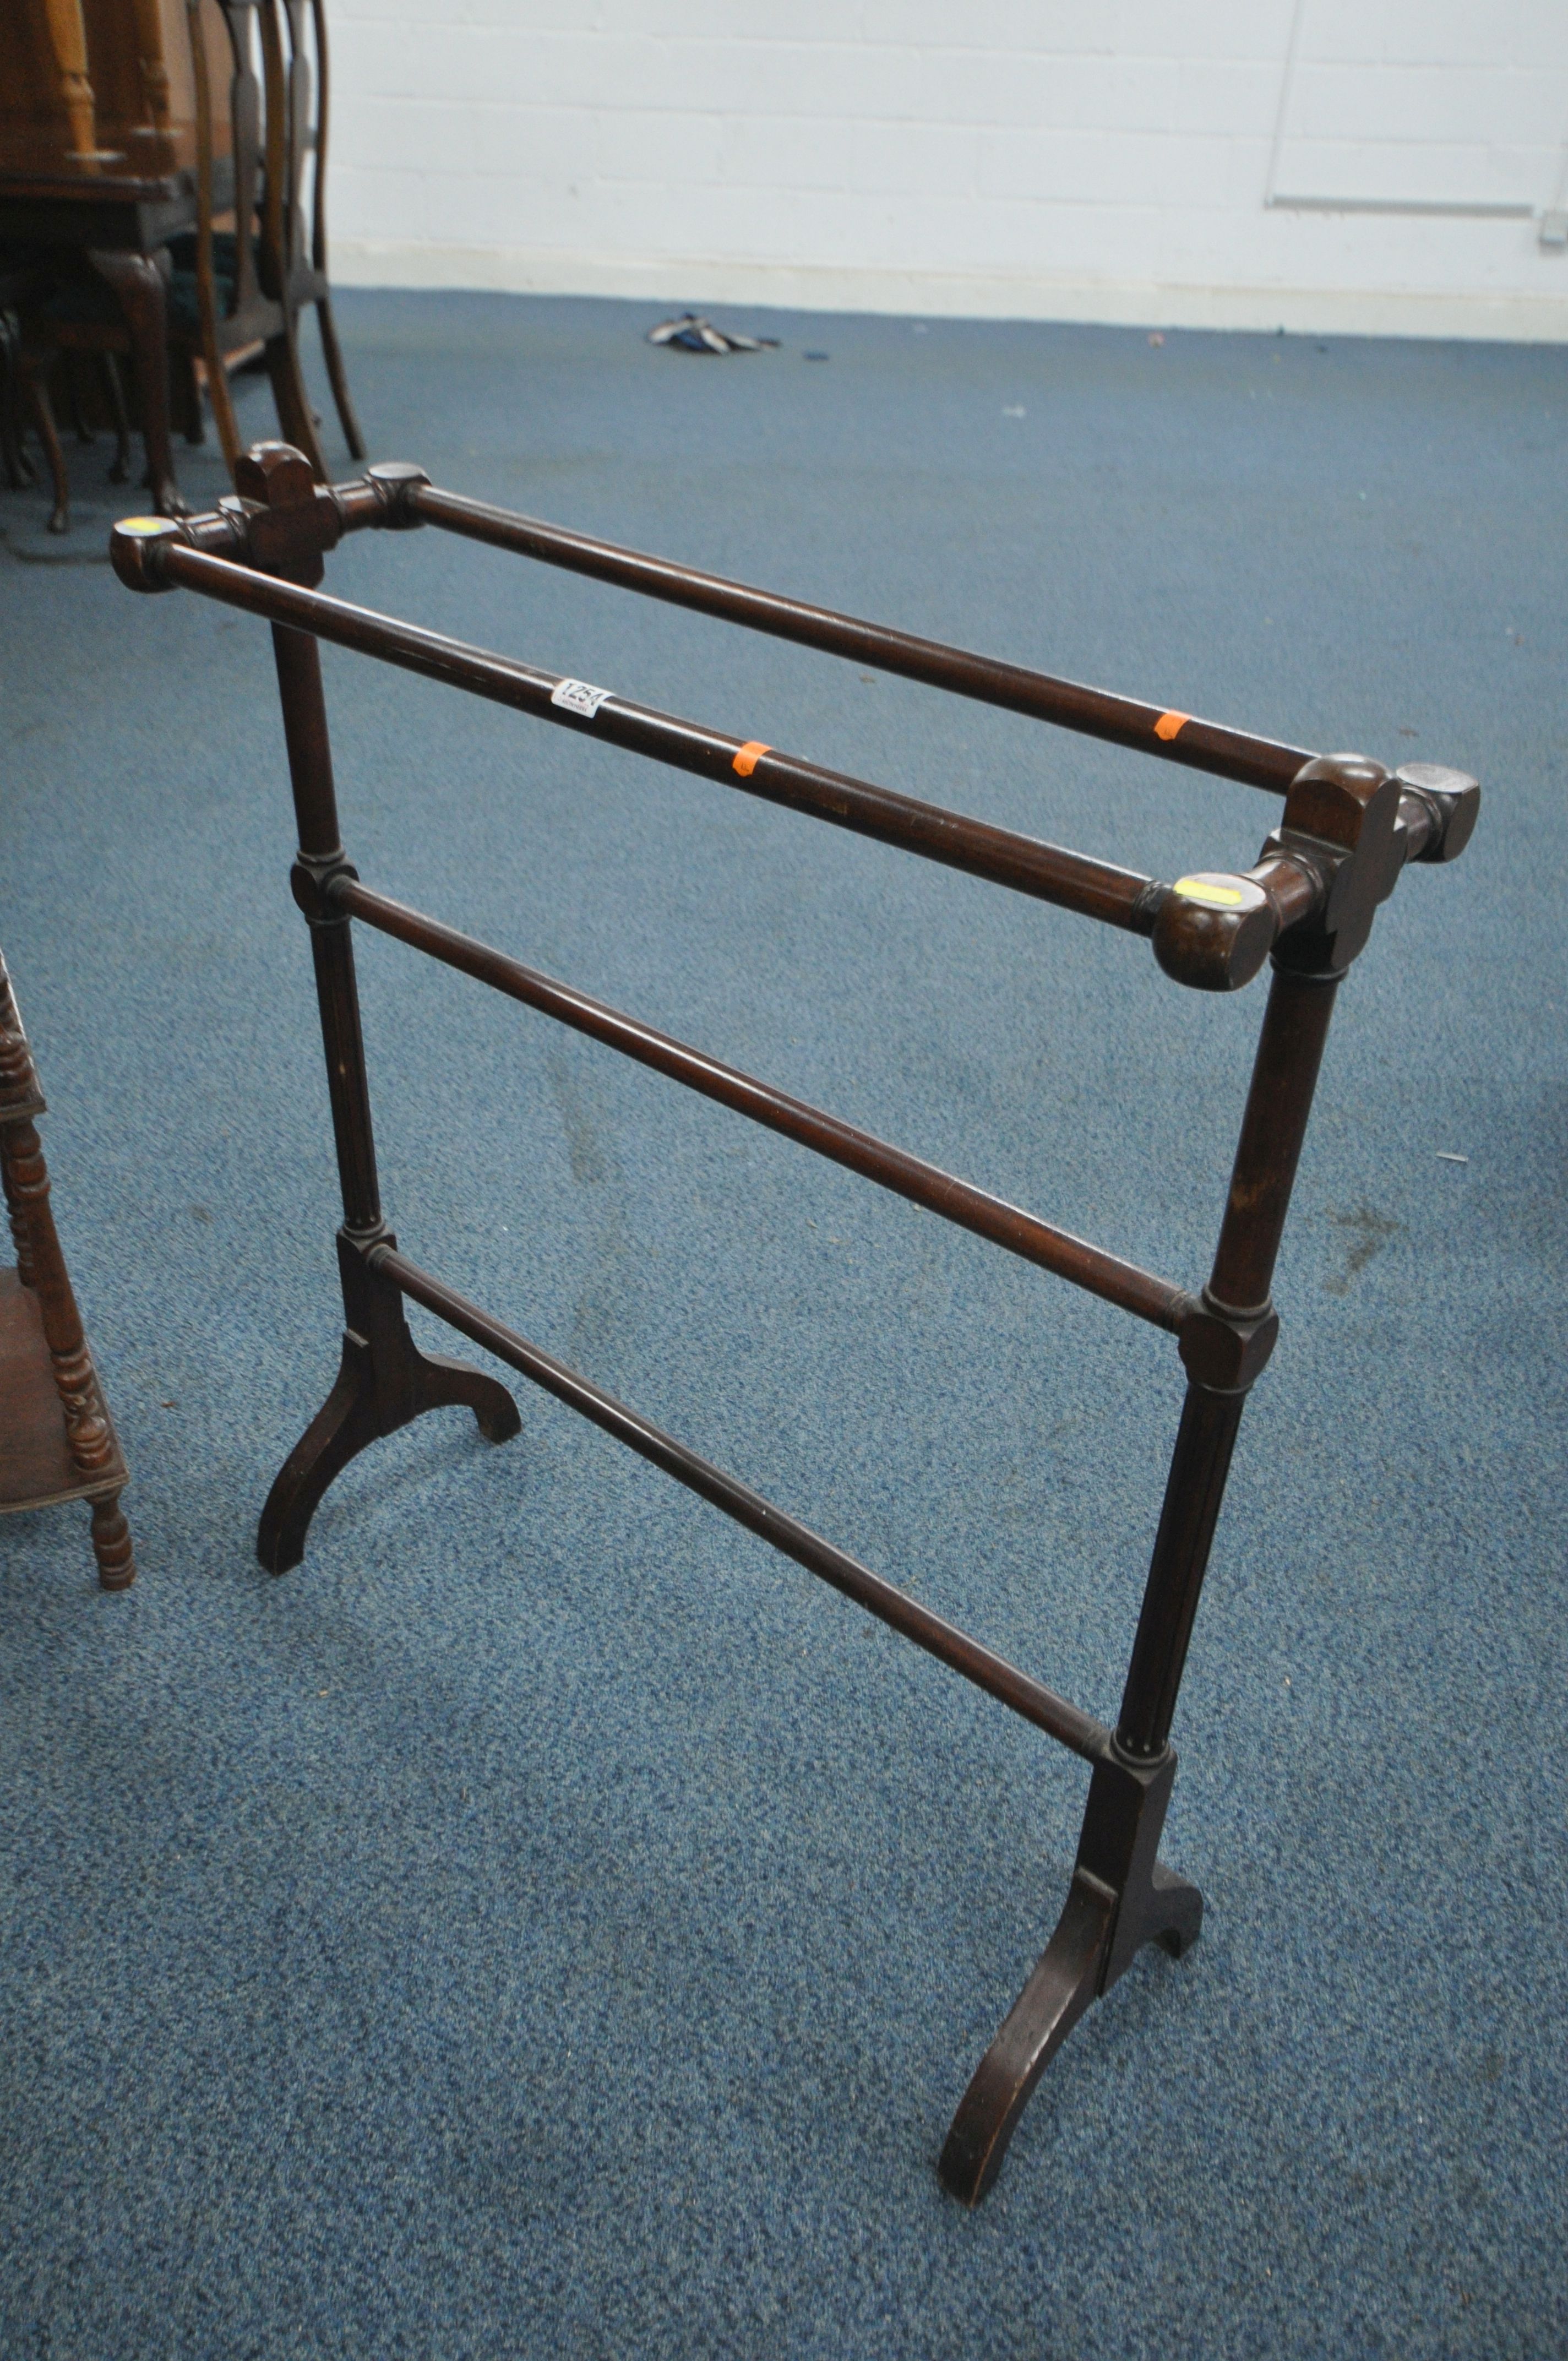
[[0, 948, 133, 1590]]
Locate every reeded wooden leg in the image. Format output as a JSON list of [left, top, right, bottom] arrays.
[[236, 476, 516, 1569], [241, 518, 518, 1572], [90, 1489, 135, 1588]]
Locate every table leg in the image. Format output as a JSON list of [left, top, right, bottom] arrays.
[[85, 247, 189, 518], [17, 350, 70, 532]]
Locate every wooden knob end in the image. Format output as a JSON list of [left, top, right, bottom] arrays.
[[110, 514, 179, 591], [366, 462, 432, 527], [1152, 874, 1277, 993], [1395, 763, 1481, 864]]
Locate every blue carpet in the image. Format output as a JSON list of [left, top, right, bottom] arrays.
[[2, 294, 1564, 2359]]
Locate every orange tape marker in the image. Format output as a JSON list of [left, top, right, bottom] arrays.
[[1154, 710, 1190, 742], [732, 741, 770, 777]]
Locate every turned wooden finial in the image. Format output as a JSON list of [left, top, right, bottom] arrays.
[[40, 0, 122, 166]]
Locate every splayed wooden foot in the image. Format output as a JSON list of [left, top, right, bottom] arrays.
[[258, 1226, 520, 1574], [940, 1744, 1201, 2206]]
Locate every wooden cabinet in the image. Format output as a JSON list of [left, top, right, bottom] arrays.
[[0, 0, 230, 182]]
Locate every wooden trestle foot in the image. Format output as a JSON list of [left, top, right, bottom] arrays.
[[939, 1745, 1200, 2207], [257, 1228, 520, 1574]]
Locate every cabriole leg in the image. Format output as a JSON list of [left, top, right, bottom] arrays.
[[86, 248, 187, 518]]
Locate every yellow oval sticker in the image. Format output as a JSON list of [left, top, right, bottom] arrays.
[[116, 515, 174, 536], [1174, 874, 1246, 909]]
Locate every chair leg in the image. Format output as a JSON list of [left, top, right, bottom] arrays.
[[202, 349, 244, 483], [314, 295, 366, 460], [67, 352, 93, 446], [101, 354, 132, 484], [3, 413, 39, 489], [179, 349, 205, 444], [0, 313, 37, 489], [19, 355, 70, 533], [262, 323, 327, 479], [0, 384, 31, 488], [86, 247, 188, 518]]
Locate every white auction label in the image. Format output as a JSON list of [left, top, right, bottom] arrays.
[[549, 678, 613, 720]]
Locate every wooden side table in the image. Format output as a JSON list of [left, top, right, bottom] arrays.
[[0, 949, 133, 1588], [0, 159, 201, 520]]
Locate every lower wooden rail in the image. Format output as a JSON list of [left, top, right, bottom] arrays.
[[374, 1241, 1112, 1764]]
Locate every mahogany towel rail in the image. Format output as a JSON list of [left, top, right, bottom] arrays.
[[113, 442, 1480, 2205]]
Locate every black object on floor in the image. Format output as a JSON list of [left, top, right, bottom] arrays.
[[647, 312, 780, 355]]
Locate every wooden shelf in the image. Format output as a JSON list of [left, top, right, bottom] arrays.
[[0, 1264, 124, 1515]]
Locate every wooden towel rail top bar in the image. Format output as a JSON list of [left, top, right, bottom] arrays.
[[404, 479, 1317, 796], [113, 443, 1479, 2206]]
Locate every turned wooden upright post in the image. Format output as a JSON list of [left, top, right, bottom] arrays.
[[937, 755, 1415, 2205], [224, 445, 519, 1575]]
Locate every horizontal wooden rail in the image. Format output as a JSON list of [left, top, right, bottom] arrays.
[[371, 1242, 1114, 1764], [334, 875, 1188, 1332], [404, 480, 1314, 796], [160, 542, 1161, 932]]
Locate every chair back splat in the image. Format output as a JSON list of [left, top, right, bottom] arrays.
[[112, 442, 1480, 2207]]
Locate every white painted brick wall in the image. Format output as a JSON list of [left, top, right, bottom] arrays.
[[325, 0, 1568, 339]]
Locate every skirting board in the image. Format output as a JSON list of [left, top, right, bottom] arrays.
[[331, 240, 1568, 344]]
